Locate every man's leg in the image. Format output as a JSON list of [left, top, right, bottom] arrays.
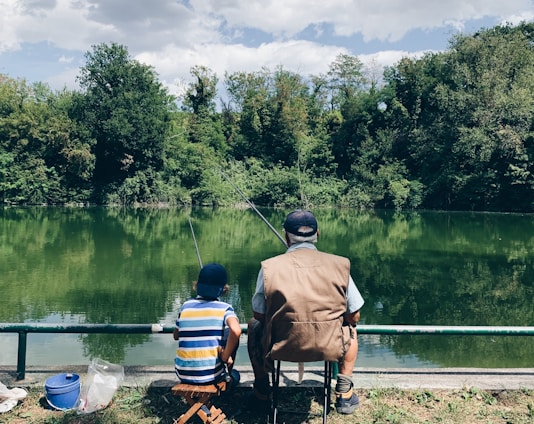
[[335, 327, 360, 414], [338, 327, 358, 375], [247, 318, 271, 406]]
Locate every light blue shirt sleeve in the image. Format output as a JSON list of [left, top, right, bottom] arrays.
[[347, 275, 365, 313], [251, 268, 266, 314]]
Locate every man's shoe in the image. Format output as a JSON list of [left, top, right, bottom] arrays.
[[335, 390, 360, 414], [246, 388, 271, 414]]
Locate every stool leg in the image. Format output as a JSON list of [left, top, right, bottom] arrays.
[[175, 397, 204, 423], [173, 391, 228, 424]]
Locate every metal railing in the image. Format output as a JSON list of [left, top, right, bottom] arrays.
[[2, 323, 533, 380]]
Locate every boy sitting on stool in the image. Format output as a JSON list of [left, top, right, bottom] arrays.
[[174, 263, 241, 386]]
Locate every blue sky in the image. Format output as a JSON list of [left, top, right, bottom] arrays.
[[1, 0, 533, 96]]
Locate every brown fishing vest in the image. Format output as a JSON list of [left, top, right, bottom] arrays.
[[261, 248, 350, 362]]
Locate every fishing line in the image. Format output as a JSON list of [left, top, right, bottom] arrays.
[[187, 216, 231, 382], [219, 170, 287, 247]]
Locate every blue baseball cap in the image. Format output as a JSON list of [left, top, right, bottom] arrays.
[[196, 263, 227, 299], [283, 210, 318, 237]]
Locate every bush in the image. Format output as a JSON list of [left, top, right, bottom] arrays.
[[339, 185, 373, 209]]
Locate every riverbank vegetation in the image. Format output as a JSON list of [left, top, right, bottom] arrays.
[[1, 23, 533, 212], [2, 385, 533, 423]]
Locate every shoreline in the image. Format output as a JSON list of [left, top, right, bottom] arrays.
[[2, 365, 533, 391]]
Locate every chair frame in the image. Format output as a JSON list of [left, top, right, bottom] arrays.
[[271, 360, 333, 424]]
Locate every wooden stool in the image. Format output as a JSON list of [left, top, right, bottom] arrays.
[[172, 381, 227, 424]]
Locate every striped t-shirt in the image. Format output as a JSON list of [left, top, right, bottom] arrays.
[[175, 297, 237, 384]]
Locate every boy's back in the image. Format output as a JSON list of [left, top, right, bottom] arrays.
[[175, 297, 237, 384], [173, 263, 242, 385]]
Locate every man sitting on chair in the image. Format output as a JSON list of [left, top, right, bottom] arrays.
[[247, 210, 365, 415]]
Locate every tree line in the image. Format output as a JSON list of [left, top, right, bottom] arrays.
[[0, 22, 532, 211]]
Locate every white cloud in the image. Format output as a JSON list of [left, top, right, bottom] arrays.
[[359, 50, 429, 70], [0, 0, 532, 92], [0, 0, 26, 52], [58, 55, 74, 64], [5, 1, 532, 51], [137, 40, 349, 92], [501, 11, 534, 25], [191, 0, 534, 41], [45, 66, 81, 91]]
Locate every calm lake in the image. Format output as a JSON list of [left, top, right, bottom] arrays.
[[1, 207, 533, 369]]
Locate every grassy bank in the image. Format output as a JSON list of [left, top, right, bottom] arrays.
[[2, 385, 533, 424], [0, 387, 534, 424]]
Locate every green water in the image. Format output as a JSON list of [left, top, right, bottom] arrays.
[[1, 207, 533, 368]]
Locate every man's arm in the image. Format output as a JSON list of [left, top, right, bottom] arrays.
[[253, 311, 265, 322], [251, 268, 266, 323], [346, 275, 365, 322]]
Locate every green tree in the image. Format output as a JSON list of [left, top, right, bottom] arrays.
[[224, 69, 270, 160], [266, 67, 310, 166], [76, 42, 173, 201], [223, 67, 321, 206], [181, 66, 226, 154], [327, 53, 366, 110], [384, 23, 534, 211], [443, 23, 534, 211], [177, 66, 229, 205], [0, 77, 94, 203]]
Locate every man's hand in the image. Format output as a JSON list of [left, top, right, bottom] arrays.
[[344, 310, 361, 326]]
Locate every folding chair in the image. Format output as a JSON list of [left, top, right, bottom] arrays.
[[271, 360, 333, 424], [171, 381, 227, 424]]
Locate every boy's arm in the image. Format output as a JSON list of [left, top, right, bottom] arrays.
[[220, 316, 241, 363], [173, 312, 181, 340]]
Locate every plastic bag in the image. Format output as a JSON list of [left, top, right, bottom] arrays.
[[0, 381, 27, 413], [77, 358, 124, 414]]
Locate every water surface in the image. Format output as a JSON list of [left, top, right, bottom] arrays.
[[1, 207, 532, 368]]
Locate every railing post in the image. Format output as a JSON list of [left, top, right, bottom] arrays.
[[16, 331, 27, 380]]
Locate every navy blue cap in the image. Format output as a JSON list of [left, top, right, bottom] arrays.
[[283, 210, 318, 237], [196, 263, 227, 299]]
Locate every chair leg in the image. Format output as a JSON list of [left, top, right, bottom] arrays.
[[272, 361, 331, 424], [271, 360, 281, 424], [323, 361, 332, 423]]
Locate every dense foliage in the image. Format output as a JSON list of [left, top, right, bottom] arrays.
[[0, 24, 533, 211]]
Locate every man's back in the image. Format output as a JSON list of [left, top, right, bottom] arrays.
[[261, 248, 350, 362]]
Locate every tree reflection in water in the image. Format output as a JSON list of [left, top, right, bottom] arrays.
[[0, 207, 532, 367]]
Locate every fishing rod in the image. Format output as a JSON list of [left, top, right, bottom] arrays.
[[187, 216, 231, 382], [220, 170, 307, 381], [219, 170, 287, 247], [188, 217, 203, 268]]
